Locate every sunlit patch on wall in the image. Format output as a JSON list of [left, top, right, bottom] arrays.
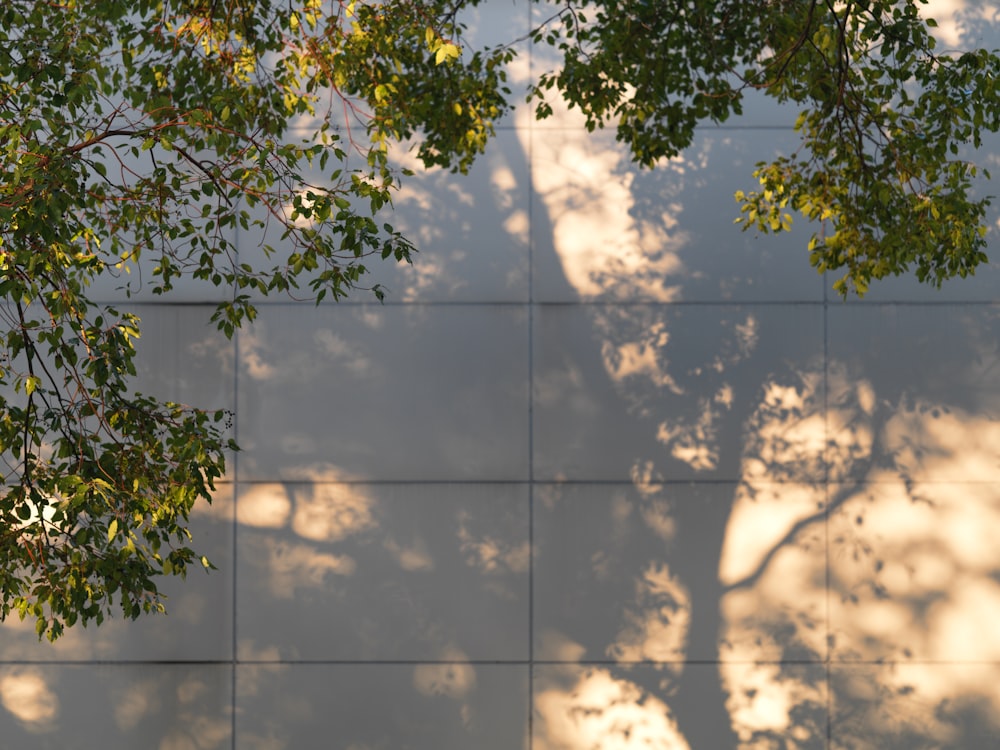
[[0, 668, 58, 731]]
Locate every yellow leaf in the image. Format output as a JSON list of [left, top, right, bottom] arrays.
[[435, 43, 460, 65]]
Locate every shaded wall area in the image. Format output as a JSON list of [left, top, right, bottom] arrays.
[[2, 1, 1000, 748]]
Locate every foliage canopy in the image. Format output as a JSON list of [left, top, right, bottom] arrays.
[[0, 0, 997, 639]]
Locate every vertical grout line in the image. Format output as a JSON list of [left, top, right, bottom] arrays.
[[525, 2, 535, 747], [823, 275, 832, 750], [231, 200, 241, 750]]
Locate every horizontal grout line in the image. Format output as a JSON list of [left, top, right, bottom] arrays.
[[225, 482, 767, 491], [283, 124, 800, 136], [83, 298, 1000, 308], [219, 478, 1000, 487], [2, 658, 998, 667], [525, 125, 801, 132]]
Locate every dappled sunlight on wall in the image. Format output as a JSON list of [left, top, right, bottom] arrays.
[[237, 304, 529, 482], [238, 477, 375, 600], [717, 483, 828, 745], [235, 662, 528, 750], [722, 661, 826, 749], [0, 668, 58, 729], [831, 477, 1000, 664], [529, 105, 828, 740], [386, 130, 530, 302], [457, 508, 531, 577], [527, 76, 1000, 746], [0, 665, 231, 748], [740, 372, 828, 483], [530, 341, 1000, 746], [525, 98, 823, 304], [534, 666, 690, 750], [719, 483, 826, 604], [236, 478, 529, 662], [608, 561, 690, 664], [413, 646, 478, 699], [882, 404, 1000, 481], [825, 366, 877, 482], [527, 102, 688, 303], [831, 662, 1000, 749], [534, 483, 711, 664], [925, 0, 1000, 49], [533, 302, 825, 483], [239, 469, 377, 541]]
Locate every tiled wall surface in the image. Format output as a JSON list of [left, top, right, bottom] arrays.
[[3, 1, 1000, 748]]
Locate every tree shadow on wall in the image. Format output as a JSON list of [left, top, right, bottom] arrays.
[[525, 88, 1000, 750], [223, 98, 1000, 749], [527, 94, 830, 747]]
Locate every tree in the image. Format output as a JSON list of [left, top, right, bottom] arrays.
[[0, 0, 996, 640]]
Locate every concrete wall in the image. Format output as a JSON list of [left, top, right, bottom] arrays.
[[2, 1, 1000, 747]]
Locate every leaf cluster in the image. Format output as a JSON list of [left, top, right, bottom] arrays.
[[527, 0, 998, 295], [0, 0, 452, 638]]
